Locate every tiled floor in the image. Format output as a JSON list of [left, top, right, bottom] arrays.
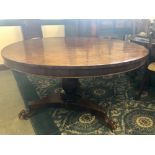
[[0, 70, 34, 135]]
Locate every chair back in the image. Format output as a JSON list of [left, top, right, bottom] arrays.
[[21, 19, 43, 40]]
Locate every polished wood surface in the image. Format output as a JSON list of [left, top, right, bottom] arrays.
[[2, 37, 148, 77]]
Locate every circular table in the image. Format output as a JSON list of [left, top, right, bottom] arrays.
[[2, 37, 148, 77], [131, 36, 155, 62], [1, 37, 149, 131]]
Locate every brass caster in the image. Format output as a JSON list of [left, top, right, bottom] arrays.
[[110, 120, 117, 131], [18, 109, 31, 120], [105, 118, 117, 131]]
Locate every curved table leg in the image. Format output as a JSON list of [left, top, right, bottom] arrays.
[[19, 78, 117, 131]]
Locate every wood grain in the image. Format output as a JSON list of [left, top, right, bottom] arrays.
[[1, 37, 148, 77]]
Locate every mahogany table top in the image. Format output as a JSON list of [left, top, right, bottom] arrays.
[[1, 37, 148, 77]]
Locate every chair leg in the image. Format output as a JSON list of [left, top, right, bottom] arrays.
[[136, 69, 150, 99]]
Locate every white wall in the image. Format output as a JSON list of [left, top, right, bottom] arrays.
[[42, 25, 65, 37], [0, 26, 23, 64]]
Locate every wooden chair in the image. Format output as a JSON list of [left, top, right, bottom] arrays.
[[21, 19, 42, 40], [137, 25, 155, 98]]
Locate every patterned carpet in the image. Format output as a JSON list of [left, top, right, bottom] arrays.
[[13, 70, 155, 135]]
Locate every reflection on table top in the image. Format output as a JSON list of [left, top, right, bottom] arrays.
[[2, 37, 148, 67], [1, 37, 149, 77]]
